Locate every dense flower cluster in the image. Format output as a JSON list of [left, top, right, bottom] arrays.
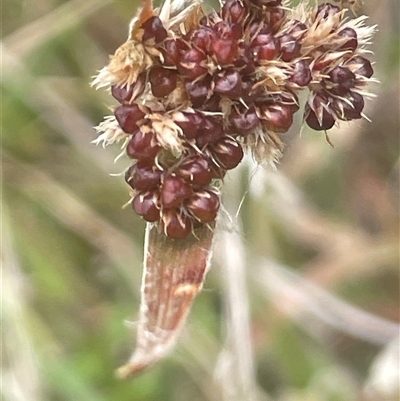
[[93, 0, 375, 239]]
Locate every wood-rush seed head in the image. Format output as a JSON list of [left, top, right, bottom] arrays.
[[93, 0, 377, 381], [93, 0, 376, 238]]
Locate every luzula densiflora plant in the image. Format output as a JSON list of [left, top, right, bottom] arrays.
[[92, 0, 375, 376]]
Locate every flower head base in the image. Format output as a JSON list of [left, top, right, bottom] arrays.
[[93, 0, 376, 239]]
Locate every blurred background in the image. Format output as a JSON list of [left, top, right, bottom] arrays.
[[2, 1, 399, 400]]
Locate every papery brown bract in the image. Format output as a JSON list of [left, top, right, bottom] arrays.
[[116, 223, 215, 378]]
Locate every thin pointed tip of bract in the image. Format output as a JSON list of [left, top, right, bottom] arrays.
[[115, 361, 150, 379]]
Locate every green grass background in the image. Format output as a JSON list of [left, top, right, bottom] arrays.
[[2, 1, 399, 400]]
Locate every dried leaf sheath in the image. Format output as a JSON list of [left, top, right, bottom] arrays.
[[117, 222, 215, 378]]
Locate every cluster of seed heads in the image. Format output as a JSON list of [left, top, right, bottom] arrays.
[[93, 0, 375, 239]]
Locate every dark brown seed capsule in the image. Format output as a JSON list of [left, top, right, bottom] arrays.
[[230, 106, 260, 133], [187, 190, 220, 223], [200, 94, 222, 112], [212, 137, 244, 170], [125, 164, 136, 186], [112, 85, 132, 103], [161, 175, 192, 209], [185, 78, 212, 108], [266, 7, 285, 33], [291, 60, 312, 86], [258, 42, 279, 61], [305, 103, 335, 131], [250, 32, 271, 48], [213, 20, 233, 38], [214, 69, 242, 98], [177, 156, 213, 186], [338, 27, 358, 51], [214, 21, 243, 42], [211, 37, 238, 66], [251, 33, 279, 61], [114, 104, 146, 133], [341, 91, 365, 120], [149, 66, 177, 98], [221, 0, 247, 24], [240, 79, 264, 102], [329, 66, 355, 95], [316, 3, 341, 19], [279, 34, 301, 62], [159, 39, 188, 66], [142, 16, 167, 43], [175, 111, 204, 139], [177, 156, 210, 183], [111, 74, 146, 103], [126, 130, 160, 160], [349, 56, 374, 78], [111, 85, 132, 103], [178, 49, 208, 79], [162, 210, 192, 239], [132, 191, 160, 222], [196, 117, 225, 148], [248, 20, 271, 38], [191, 27, 217, 53], [235, 46, 256, 75], [262, 104, 294, 132], [126, 161, 162, 190]]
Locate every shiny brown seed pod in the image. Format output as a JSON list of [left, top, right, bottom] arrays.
[[162, 210, 192, 239], [230, 106, 260, 133], [187, 190, 220, 223], [177, 156, 213, 187], [305, 102, 335, 131], [132, 191, 160, 222], [127, 160, 163, 191], [149, 66, 178, 98], [142, 16, 167, 43], [161, 175, 193, 209], [211, 137, 244, 170], [126, 130, 161, 160], [115, 104, 146, 134]]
